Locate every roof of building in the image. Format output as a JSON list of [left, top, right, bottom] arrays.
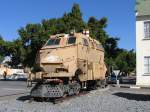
[[136, 0, 150, 16]]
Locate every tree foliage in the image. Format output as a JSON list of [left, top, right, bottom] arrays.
[[87, 17, 108, 45]]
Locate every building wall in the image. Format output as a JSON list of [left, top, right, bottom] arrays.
[[136, 17, 150, 86]]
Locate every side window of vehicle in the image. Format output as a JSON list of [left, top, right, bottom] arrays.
[[82, 38, 89, 46], [68, 37, 76, 44], [46, 39, 55, 46], [54, 38, 61, 45], [46, 38, 61, 46]]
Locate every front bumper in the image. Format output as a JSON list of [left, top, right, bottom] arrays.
[[30, 84, 65, 98]]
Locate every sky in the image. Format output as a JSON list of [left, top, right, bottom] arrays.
[[0, 0, 135, 50]]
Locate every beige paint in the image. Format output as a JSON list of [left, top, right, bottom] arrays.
[[30, 33, 107, 82]]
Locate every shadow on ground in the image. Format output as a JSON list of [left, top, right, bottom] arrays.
[[113, 92, 150, 101], [17, 95, 57, 103], [17, 95, 31, 101]]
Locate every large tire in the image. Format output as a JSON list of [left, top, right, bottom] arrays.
[[68, 82, 81, 95], [96, 80, 106, 88]]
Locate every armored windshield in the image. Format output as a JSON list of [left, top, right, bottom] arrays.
[[46, 38, 60, 46], [68, 37, 76, 44]]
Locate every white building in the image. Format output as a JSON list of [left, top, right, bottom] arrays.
[[136, 0, 150, 86]]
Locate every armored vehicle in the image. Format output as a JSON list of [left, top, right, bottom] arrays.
[[29, 30, 107, 98]]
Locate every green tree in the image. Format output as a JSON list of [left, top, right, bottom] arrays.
[[18, 24, 49, 67], [0, 36, 4, 63], [88, 17, 108, 45], [115, 49, 136, 75], [104, 37, 120, 58], [61, 3, 87, 32], [42, 3, 87, 34]]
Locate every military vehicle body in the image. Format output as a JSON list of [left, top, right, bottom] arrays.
[[30, 30, 107, 98]]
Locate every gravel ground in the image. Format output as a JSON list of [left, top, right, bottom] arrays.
[[0, 86, 150, 112]]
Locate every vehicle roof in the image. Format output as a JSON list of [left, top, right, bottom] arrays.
[[40, 32, 104, 50], [49, 33, 101, 44]]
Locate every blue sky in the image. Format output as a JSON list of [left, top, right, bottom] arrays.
[[0, 0, 135, 50]]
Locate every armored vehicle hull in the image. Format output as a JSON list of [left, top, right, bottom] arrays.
[[29, 31, 107, 98]]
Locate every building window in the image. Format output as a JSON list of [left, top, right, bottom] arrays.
[[144, 21, 150, 39], [144, 57, 150, 74]]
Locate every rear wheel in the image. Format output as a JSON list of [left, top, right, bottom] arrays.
[[97, 80, 106, 88], [73, 83, 81, 95]]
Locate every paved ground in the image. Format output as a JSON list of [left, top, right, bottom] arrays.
[[0, 82, 150, 112], [0, 81, 28, 100]]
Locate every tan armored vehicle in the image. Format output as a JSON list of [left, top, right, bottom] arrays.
[[29, 30, 107, 98]]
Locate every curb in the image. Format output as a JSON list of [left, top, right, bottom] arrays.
[[98, 85, 110, 91], [90, 85, 110, 94], [112, 84, 150, 89]]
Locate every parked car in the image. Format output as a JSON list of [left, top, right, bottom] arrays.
[[7, 73, 27, 81], [119, 76, 136, 84], [0, 75, 11, 80]]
